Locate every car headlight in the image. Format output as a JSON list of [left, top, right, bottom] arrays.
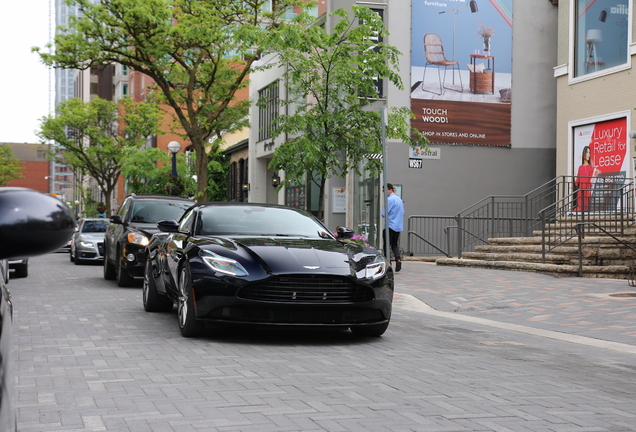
[[199, 250, 248, 277], [127, 232, 149, 247], [357, 255, 387, 280], [79, 241, 94, 248]]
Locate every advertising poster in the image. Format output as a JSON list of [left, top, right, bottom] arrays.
[[572, 117, 628, 211], [411, 0, 513, 146]]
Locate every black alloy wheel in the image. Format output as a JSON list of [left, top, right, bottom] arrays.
[[177, 263, 204, 337]]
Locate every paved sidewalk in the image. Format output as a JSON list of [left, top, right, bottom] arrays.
[[394, 261, 636, 347]]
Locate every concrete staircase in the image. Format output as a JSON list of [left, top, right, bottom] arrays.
[[410, 216, 636, 279]]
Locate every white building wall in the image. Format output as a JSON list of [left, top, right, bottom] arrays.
[[248, 1, 559, 235]]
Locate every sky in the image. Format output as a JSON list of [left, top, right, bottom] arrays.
[[0, 1, 53, 144]]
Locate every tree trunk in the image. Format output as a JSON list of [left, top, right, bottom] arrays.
[[104, 188, 113, 218], [317, 175, 326, 222], [194, 141, 210, 202]]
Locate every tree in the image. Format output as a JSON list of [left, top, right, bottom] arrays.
[[120, 145, 228, 199], [268, 7, 427, 218], [206, 142, 229, 201], [0, 145, 24, 186], [36, 0, 307, 201], [120, 147, 197, 197], [38, 97, 163, 216]]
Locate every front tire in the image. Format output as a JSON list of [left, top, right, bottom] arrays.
[[104, 256, 116, 280], [13, 263, 28, 279], [177, 263, 204, 337], [350, 321, 389, 337], [143, 257, 173, 312], [116, 256, 135, 287]]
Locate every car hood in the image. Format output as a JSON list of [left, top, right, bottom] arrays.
[[129, 222, 160, 238], [78, 233, 105, 242], [196, 236, 372, 276]]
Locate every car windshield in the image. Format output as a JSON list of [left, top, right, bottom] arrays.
[[198, 206, 331, 238], [131, 201, 192, 224], [81, 220, 108, 233]]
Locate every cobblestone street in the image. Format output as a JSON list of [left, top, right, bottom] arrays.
[[10, 253, 636, 431]]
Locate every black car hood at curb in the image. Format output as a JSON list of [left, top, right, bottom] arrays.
[[193, 236, 373, 277], [128, 222, 161, 238]]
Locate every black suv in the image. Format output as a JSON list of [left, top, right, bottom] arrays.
[[104, 194, 194, 287]]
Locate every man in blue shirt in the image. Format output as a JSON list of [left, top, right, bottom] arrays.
[[382, 183, 405, 272]]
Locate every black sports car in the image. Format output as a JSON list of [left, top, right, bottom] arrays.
[[143, 203, 394, 337]]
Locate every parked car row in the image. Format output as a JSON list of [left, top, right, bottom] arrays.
[[4, 191, 394, 431], [60, 194, 395, 339]]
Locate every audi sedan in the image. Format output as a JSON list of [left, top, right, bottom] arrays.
[[70, 218, 109, 264], [143, 202, 394, 338]]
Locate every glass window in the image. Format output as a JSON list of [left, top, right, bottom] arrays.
[[131, 201, 192, 224], [575, 0, 629, 77], [258, 81, 279, 142], [179, 209, 195, 233], [81, 220, 108, 233], [198, 205, 326, 237]]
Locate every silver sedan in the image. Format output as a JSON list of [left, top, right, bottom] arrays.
[[70, 218, 108, 265]]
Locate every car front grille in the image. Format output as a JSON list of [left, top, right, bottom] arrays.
[[238, 275, 373, 303], [97, 242, 104, 255]]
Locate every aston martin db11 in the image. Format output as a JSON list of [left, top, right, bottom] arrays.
[[143, 203, 394, 337]]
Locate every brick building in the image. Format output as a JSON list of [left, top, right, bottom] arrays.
[[3, 142, 52, 194]]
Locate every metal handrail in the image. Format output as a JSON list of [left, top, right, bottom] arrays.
[[540, 180, 635, 262], [406, 176, 635, 261], [574, 222, 636, 277]]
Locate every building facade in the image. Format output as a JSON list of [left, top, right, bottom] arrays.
[[555, 0, 634, 189], [4, 142, 51, 194], [248, 0, 559, 245], [51, 0, 82, 201]]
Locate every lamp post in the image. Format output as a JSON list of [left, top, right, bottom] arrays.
[[439, 0, 478, 62], [271, 172, 280, 188], [74, 200, 80, 218], [167, 141, 181, 177]]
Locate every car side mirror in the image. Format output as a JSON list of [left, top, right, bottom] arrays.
[[336, 226, 355, 239], [157, 219, 179, 233], [0, 188, 75, 260], [109, 215, 122, 224]]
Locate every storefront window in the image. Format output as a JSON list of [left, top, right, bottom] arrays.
[[575, 0, 629, 77], [352, 166, 381, 250]]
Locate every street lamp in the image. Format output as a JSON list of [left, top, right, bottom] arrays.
[[74, 200, 80, 217], [167, 141, 181, 177], [271, 172, 280, 188]]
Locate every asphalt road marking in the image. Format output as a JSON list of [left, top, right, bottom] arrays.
[[393, 293, 636, 355]]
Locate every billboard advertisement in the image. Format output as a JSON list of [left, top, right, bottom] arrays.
[[572, 117, 628, 211], [411, 0, 513, 147]]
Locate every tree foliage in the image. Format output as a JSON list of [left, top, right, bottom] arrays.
[[268, 6, 427, 218], [120, 147, 197, 197], [36, 0, 308, 201], [37, 97, 163, 216], [0, 145, 25, 186]]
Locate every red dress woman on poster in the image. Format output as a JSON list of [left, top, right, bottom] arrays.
[[574, 145, 600, 211]]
